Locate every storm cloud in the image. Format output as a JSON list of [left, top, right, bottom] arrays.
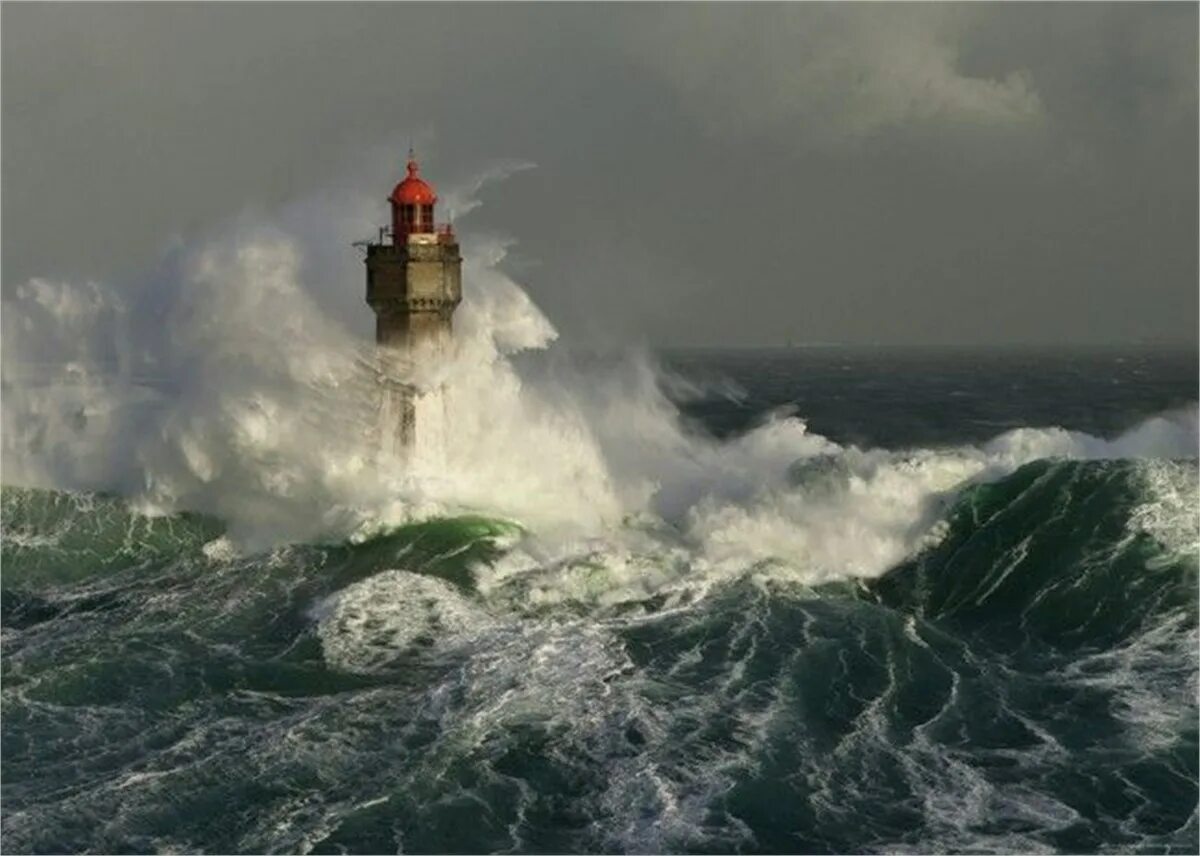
[[3, 2, 1196, 346]]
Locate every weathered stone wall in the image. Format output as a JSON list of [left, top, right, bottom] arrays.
[[364, 238, 462, 456], [365, 240, 462, 358]]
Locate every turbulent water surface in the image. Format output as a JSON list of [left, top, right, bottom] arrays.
[[3, 344, 1196, 855]]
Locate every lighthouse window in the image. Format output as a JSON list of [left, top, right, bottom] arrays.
[[421, 205, 434, 228]]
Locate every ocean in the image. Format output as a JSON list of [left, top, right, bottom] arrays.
[[2, 344, 1196, 854]]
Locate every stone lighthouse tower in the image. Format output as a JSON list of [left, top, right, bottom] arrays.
[[364, 152, 462, 455]]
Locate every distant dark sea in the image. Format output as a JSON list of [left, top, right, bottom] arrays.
[[666, 345, 1199, 447], [4, 345, 1197, 854]]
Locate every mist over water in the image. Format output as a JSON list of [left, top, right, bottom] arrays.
[[2, 169, 1197, 853]]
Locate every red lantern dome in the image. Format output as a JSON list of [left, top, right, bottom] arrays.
[[389, 151, 439, 241], [390, 155, 437, 206]]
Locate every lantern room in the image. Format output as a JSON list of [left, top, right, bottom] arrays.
[[389, 152, 438, 242]]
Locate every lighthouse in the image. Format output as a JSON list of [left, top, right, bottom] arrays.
[[364, 152, 462, 454]]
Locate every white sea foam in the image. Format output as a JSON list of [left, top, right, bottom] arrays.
[[316, 570, 490, 673], [1127, 458, 1200, 561]]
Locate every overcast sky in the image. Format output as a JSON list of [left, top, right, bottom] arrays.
[[4, 2, 1196, 347]]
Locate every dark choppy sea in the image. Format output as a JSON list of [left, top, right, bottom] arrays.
[[3, 346, 1197, 854]]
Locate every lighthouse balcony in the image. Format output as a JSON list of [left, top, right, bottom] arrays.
[[366, 242, 460, 265], [401, 224, 456, 245], [365, 227, 457, 254]]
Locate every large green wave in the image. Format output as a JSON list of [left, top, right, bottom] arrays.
[[871, 458, 1198, 648]]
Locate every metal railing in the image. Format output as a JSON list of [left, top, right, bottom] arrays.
[[356, 222, 456, 251]]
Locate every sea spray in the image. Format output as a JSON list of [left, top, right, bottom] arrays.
[[4, 194, 1198, 569], [1, 167, 616, 547]]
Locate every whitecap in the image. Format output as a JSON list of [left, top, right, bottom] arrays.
[[317, 571, 490, 674]]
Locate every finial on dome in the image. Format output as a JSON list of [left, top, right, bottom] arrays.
[[389, 147, 438, 209]]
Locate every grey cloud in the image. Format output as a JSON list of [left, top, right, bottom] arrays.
[[3, 3, 1196, 348], [623, 5, 1043, 145]]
